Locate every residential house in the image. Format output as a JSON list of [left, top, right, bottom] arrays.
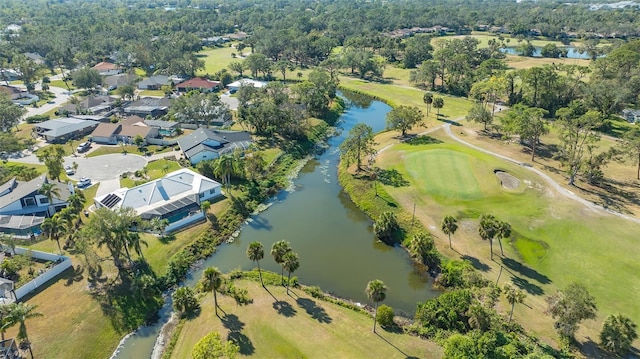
[[175, 77, 220, 93], [201, 36, 230, 46], [227, 79, 267, 92], [121, 116, 179, 137], [177, 127, 252, 165], [0, 69, 21, 82], [0, 85, 24, 100], [0, 176, 72, 235], [123, 97, 171, 118], [137, 75, 172, 90], [59, 95, 118, 115], [92, 61, 122, 76], [23, 53, 45, 65], [34, 117, 100, 143], [94, 168, 222, 224], [227, 32, 248, 41], [90, 122, 158, 145], [622, 109, 640, 124], [104, 73, 138, 91]]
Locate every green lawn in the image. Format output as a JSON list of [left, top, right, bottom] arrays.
[[338, 76, 474, 125], [378, 136, 640, 338], [170, 279, 441, 358], [120, 159, 182, 188], [139, 89, 165, 97], [197, 45, 244, 76], [49, 81, 74, 90]]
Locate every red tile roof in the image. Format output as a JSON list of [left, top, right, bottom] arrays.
[[175, 77, 219, 89], [92, 61, 120, 71]]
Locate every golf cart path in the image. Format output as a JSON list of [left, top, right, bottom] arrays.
[[376, 116, 640, 225]]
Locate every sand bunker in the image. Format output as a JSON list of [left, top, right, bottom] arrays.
[[494, 170, 520, 190]]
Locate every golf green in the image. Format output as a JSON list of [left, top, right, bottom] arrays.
[[405, 149, 487, 201]]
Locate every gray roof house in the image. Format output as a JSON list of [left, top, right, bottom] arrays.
[[34, 117, 100, 143], [123, 97, 171, 118], [0, 176, 72, 235], [622, 109, 640, 124], [137, 75, 172, 90], [59, 95, 118, 115], [177, 128, 252, 165], [104, 73, 138, 91], [94, 168, 222, 231]]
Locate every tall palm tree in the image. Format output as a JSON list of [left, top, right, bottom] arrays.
[[495, 220, 511, 257], [503, 283, 526, 322], [41, 214, 67, 254], [271, 240, 292, 285], [213, 154, 236, 191], [282, 252, 299, 295], [67, 192, 86, 214], [441, 215, 459, 249], [38, 182, 60, 217], [479, 214, 499, 260], [423, 92, 433, 116], [365, 279, 387, 333], [246, 241, 265, 287], [201, 267, 222, 317], [3, 302, 43, 359]]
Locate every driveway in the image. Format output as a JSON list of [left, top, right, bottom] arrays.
[[64, 153, 147, 182], [220, 92, 239, 110]]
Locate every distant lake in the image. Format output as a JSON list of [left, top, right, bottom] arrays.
[[500, 46, 597, 59]]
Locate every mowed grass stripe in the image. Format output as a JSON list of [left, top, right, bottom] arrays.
[[406, 149, 482, 201]]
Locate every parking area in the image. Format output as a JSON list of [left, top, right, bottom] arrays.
[[63, 153, 148, 182]]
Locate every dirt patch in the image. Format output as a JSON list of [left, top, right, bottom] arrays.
[[494, 170, 520, 190]]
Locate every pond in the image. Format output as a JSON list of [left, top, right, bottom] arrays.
[[113, 91, 439, 358], [500, 46, 596, 59]]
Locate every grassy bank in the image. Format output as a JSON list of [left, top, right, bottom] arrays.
[[169, 278, 441, 358]]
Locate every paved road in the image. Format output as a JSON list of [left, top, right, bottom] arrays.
[[13, 83, 72, 120]]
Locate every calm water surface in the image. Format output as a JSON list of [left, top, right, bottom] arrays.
[[113, 93, 438, 358]]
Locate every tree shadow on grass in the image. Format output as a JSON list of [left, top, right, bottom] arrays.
[[577, 336, 613, 359], [273, 300, 297, 317], [228, 331, 255, 356], [501, 257, 551, 284], [376, 169, 409, 187], [296, 298, 332, 323], [375, 332, 419, 359], [405, 135, 443, 146], [511, 276, 544, 296], [221, 313, 245, 332], [461, 255, 490, 272], [65, 264, 84, 286]]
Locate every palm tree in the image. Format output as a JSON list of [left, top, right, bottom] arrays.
[[201, 267, 222, 317], [41, 214, 67, 254], [423, 92, 433, 116], [271, 240, 292, 285], [495, 220, 511, 257], [433, 97, 444, 117], [67, 192, 86, 215], [479, 214, 498, 260], [503, 283, 526, 322], [441, 215, 459, 249], [408, 233, 433, 263], [213, 154, 236, 191], [38, 182, 60, 217], [365, 279, 387, 333], [282, 252, 299, 295], [600, 314, 638, 356], [3, 302, 43, 359], [246, 241, 265, 287], [172, 286, 198, 317]]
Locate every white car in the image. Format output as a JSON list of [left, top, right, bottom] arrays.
[[77, 142, 91, 153], [77, 177, 91, 187], [65, 165, 74, 175]]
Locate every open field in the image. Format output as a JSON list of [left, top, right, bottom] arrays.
[[376, 130, 640, 348], [170, 279, 441, 359], [197, 45, 244, 76], [505, 54, 591, 70]]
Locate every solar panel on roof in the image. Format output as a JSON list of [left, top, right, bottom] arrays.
[[100, 193, 121, 209]]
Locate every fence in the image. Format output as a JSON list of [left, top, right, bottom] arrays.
[[148, 137, 178, 146], [0, 245, 72, 301], [165, 212, 206, 234]]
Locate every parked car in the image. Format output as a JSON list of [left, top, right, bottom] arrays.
[[65, 165, 74, 175], [77, 142, 91, 153], [77, 177, 91, 187]]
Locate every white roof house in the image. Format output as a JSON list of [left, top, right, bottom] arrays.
[[227, 79, 268, 91], [94, 168, 222, 220]]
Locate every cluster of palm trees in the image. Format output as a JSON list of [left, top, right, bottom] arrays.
[[198, 149, 267, 192], [0, 302, 42, 359], [40, 190, 86, 254], [246, 240, 300, 295]]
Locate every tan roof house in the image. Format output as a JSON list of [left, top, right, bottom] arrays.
[[91, 122, 158, 145]]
